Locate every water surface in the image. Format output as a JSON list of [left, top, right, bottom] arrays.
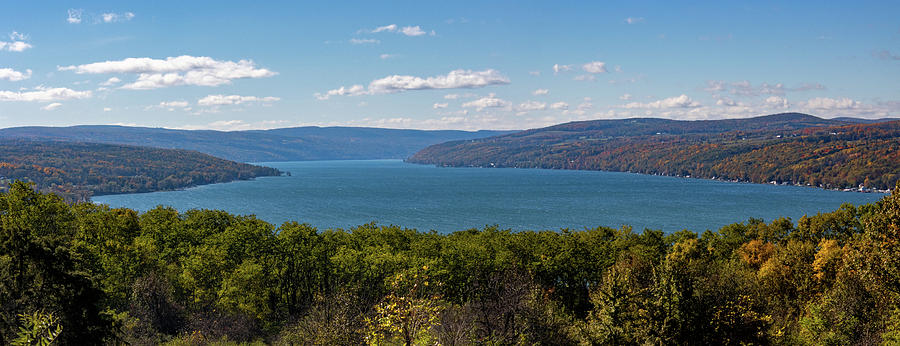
[[93, 160, 886, 233]]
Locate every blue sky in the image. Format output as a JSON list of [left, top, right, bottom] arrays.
[[1, 1, 898, 131]]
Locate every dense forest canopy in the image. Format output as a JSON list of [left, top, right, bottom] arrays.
[[0, 125, 514, 162], [409, 114, 900, 191], [0, 140, 281, 201], [2, 180, 900, 344]]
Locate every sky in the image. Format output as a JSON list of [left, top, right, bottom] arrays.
[[1, 1, 898, 131]]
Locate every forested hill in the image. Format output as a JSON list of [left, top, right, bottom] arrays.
[[0, 125, 514, 162], [0, 140, 281, 200], [408, 113, 900, 191]]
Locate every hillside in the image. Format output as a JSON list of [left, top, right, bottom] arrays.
[[408, 113, 900, 191], [0, 125, 514, 163], [0, 140, 281, 200]]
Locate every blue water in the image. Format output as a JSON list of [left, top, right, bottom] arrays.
[[93, 160, 886, 233]]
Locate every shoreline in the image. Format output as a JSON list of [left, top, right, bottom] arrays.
[[407, 160, 892, 195]]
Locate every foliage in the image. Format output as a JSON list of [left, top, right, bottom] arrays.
[[0, 140, 281, 201], [409, 114, 900, 190], [11, 310, 63, 346], [1, 180, 900, 343]]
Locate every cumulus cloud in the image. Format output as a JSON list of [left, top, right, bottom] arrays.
[[42, 103, 63, 111], [619, 93, 633, 101], [315, 69, 509, 100], [550, 102, 569, 110], [0, 68, 32, 81], [517, 100, 547, 112], [0, 32, 33, 52], [0, 87, 92, 102], [67, 9, 83, 24], [532, 88, 549, 96], [101, 12, 135, 23], [716, 97, 744, 107], [625, 17, 645, 24], [197, 94, 280, 106], [621, 94, 701, 109], [100, 77, 121, 86], [400, 26, 427, 36], [804, 97, 861, 110], [59, 55, 277, 89], [765, 96, 790, 108], [569, 98, 593, 115], [462, 94, 510, 111], [444, 94, 460, 100], [367, 24, 432, 36], [582, 61, 607, 74], [433, 102, 448, 109], [350, 38, 379, 45], [552, 64, 572, 74]]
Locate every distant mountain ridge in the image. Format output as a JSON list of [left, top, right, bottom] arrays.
[[0, 125, 515, 163], [408, 113, 900, 190]]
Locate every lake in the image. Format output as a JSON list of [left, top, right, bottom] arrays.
[[93, 160, 886, 233]]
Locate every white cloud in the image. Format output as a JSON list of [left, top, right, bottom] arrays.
[[67, 9, 83, 24], [0, 32, 33, 52], [619, 93, 633, 101], [9, 32, 27, 41], [528, 70, 541, 76], [574, 74, 596, 81], [315, 69, 509, 100], [368, 24, 432, 37], [180, 119, 293, 131], [0, 87, 92, 102], [532, 88, 549, 96], [433, 102, 448, 109], [625, 17, 645, 24], [517, 100, 547, 111], [100, 77, 121, 86], [582, 61, 608, 73], [350, 38, 380, 45], [716, 97, 743, 107], [197, 94, 280, 106], [569, 98, 593, 115], [0, 68, 32, 81], [804, 97, 860, 110], [622, 94, 701, 109], [42, 103, 63, 111], [59, 55, 277, 90], [159, 101, 190, 108], [765, 96, 790, 108], [553, 64, 572, 74], [101, 12, 135, 23], [379, 53, 396, 60], [704, 80, 826, 97], [444, 94, 460, 100], [372, 24, 398, 33], [68, 9, 134, 24], [462, 93, 510, 111], [103, 107, 112, 112], [550, 102, 569, 110], [400, 26, 427, 36]]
